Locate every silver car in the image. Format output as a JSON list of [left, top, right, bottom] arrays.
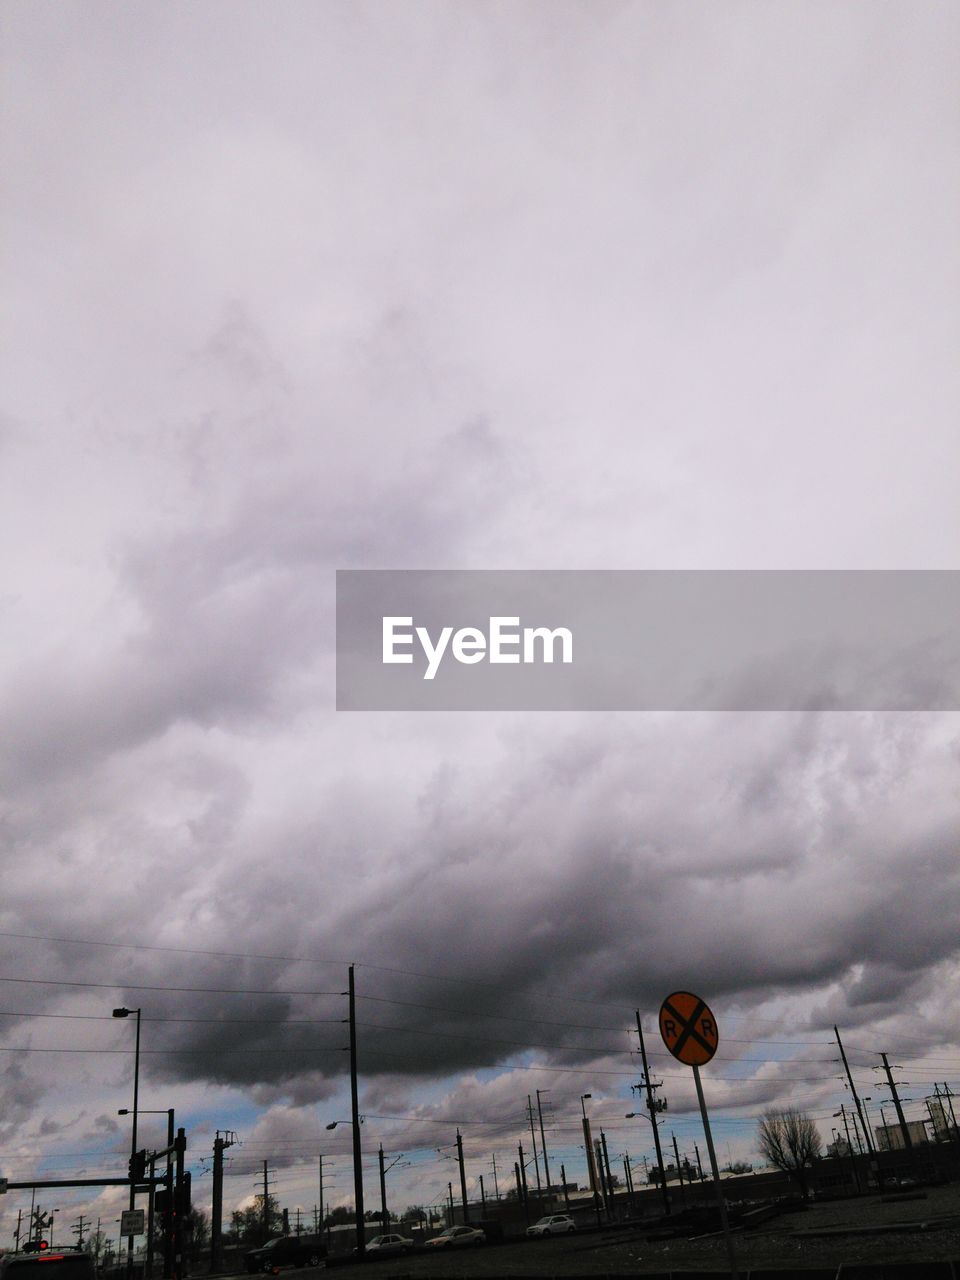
[[366, 1235, 415, 1256], [526, 1213, 576, 1236], [424, 1226, 485, 1249]]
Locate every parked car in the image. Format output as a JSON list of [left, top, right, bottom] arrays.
[[527, 1214, 576, 1237], [243, 1236, 326, 1273], [1, 1249, 95, 1280], [423, 1226, 485, 1249], [365, 1235, 415, 1257]]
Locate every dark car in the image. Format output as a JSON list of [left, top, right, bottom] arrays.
[[243, 1236, 326, 1274], [1, 1249, 95, 1280]]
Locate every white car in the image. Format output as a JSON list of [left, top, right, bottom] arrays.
[[526, 1214, 576, 1237], [424, 1226, 485, 1248], [365, 1235, 415, 1256]]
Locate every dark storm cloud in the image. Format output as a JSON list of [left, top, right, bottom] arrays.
[[44, 710, 948, 1106], [2, 0, 958, 1220]]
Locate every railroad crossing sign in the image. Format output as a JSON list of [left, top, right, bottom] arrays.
[[659, 990, 719, 1066]]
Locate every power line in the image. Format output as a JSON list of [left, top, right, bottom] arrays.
[[0, 976, 342, 996]]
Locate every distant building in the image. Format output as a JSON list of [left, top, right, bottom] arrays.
[[874, 1120, 929, 1150]]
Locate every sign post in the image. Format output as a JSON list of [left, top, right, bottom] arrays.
[[659, 991, 739, 1280]]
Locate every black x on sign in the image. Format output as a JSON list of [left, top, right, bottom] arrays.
[[659, 990, 719, 1065]]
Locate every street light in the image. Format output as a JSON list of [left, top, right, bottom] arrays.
[[113, 1007, 142, 1280], [578, 1094, 602, 1228]]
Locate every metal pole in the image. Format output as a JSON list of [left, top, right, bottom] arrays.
[[163, 1112, 174, 1280], [836, 1025, 874, 1154], [580, 1096, 602, 1228], [526, 1098, 542, 1203], [880, 1053, 913, 1149], [318, 1156, 324, 1244], [599, 1130, 615, 1220], [173, 1129, 186, 1280], [127, 1009, 142, 1280], [456, 1130, 469, 1224], [348, 967, 365, 1255], [535, 1090, 552, 1206], [692, 1065, 739, 1280], [379, 1146, 387, 1233]]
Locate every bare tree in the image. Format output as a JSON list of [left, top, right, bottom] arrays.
[[757, 1108, 822, 1198]]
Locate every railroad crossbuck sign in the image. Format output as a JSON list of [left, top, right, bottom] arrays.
[[658, 990, 719, 1066]]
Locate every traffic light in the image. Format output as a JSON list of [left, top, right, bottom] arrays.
[[129, 1149, 147, 1182]]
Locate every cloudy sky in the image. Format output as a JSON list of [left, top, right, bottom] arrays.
[[2, 0, 959, 1235]]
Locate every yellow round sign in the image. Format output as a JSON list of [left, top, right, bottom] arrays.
[[659, 990, 719, 1065]]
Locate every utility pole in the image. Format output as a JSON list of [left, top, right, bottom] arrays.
[[600, 1130, 615, 1219], [15, 1209, 22, 1254], [479, 1174, 486, 1214], [535, 1090, 552, 1206], [594, 1139, 609, 1215], [513, 1162, 527, 1225], [525, 1097, 543, 1202], [262, 1161, 271, 1237], [347, 966, 365, 1255], [378, 1146, 388, 1233], [455, 1129, 470, 1224], [834, 1107, 861, 1191], [694, 1143, 705, 1181], [516, 1143, 530, 1225], [210, 1130, 236, 1273], [835, 1025, 874, 1154], [490, 1152, 501, 1200], [878, 1053, 913, 1149], [73, 1215, 88, 1248], [560, 1162, 570, 1210], [636, 1011, 671, 1214], [318, 1156, 325, 1242]]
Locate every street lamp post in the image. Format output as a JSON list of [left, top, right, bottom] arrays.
[[579, 1095, 602, 1228], [113, 1007, 142, 1280]]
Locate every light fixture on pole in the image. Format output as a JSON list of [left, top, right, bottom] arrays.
[[113, 1007, 142, 1280]]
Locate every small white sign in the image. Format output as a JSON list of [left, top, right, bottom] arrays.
[[120, 1210, 145, 1237]]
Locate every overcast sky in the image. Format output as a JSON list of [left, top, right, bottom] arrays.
[[2, 0, 959, 1233]]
